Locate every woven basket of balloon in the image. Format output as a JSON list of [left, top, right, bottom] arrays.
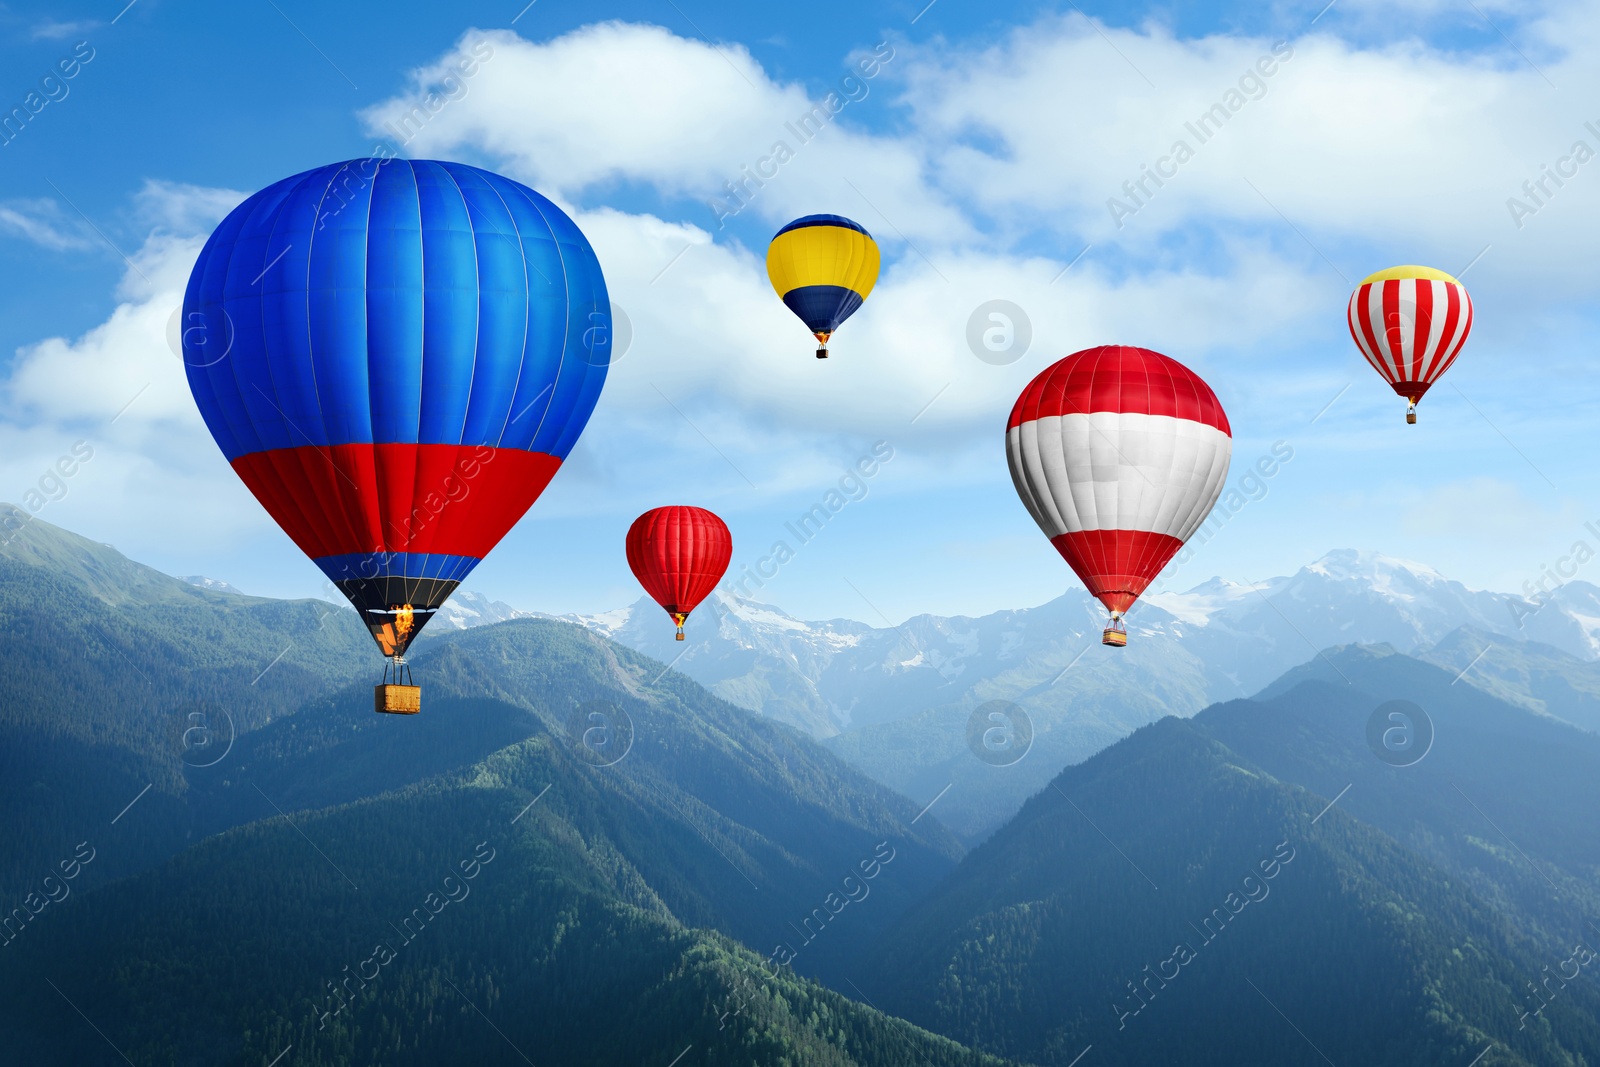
[[374, 684, 421, 715]]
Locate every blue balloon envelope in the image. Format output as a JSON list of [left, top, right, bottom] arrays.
[[183, 158, 612, 660]]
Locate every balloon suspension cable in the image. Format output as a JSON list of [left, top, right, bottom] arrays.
[[382, 654, 414, 687]]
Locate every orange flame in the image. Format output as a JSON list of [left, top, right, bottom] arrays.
[[375, 605, 416, 658]]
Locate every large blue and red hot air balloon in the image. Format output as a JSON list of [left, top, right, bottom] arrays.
[[183, 158, 611, 711]]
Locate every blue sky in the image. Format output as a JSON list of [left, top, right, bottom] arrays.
[[0, 0, 1596, 625]]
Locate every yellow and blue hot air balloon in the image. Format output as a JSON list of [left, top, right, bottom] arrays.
[[766, 214, 879, 359]]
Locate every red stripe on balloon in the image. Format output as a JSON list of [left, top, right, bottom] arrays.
[[1007, 346, 1230, 435], [1428, 284, 1468, 382], [231, 444, 561, 560], [1050, 529, 1184, 615], [1351, 286, 1390, 382], [1381, 280, 1408, 381], [1411, 279, 1433, 382]]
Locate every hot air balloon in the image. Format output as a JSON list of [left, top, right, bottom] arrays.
[[1006, 346, 1232, 647], [182, 158, 611, 714], [766, 214, 879, 359], [1347, 265, 1472, 424], [626, 506, 732, 641]]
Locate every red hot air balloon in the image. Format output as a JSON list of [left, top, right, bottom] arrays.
[[1006, 346, 1232, 647], [1347, 265, 1472, 424], [626, 507, 733, 640]]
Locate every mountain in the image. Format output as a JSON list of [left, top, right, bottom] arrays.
[[5, 509, 1599, 1064], [864, 647, 1600, 1065], [181, 574, 246, 595], [173, 617, 967, 986], [554, 594, 875, 738], [1419, 624, 1600, 735], [0, 727, 1008, 1067], [538, 551, 1600, 843], [1238, 644, 1600, 933], [432, 588, 538, 631], [0, 510, 1019, 1064], [0, 503, 373, 903]]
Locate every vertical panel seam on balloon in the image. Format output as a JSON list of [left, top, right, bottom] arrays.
[[482, 173, 535, 452], [439, 165, 485, 454], [403, 160, 428, 612], [271, 169, 364, 558], [358, 158, 384, 560], [506, 182, 575, 455]]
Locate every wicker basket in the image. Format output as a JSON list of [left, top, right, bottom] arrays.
[[374, 684, 422, 715]]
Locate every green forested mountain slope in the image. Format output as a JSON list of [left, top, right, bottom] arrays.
[[0, 508, 372, 904], [0, 514, 1008, 1063], [866, 681, 1600, 1066], [181, 617, 966, 986], [1421, 624, 1600, 734], [1212, 644, 1600, 959], [0, 735, 1016, 1067]]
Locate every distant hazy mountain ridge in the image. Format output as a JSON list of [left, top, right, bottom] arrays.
[[528, 549, 1600, 840]]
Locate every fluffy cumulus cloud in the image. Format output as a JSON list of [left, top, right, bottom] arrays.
[[358, 25, 961, 244], [0, 199, 95, 251], [5, 7, 1600, 605], [900, 8, 1600, 289], [0, 182, 282, 565], [351, 24, 1366, 450]]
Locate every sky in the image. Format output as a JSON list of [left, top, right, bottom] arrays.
[[0, 0, 1596, 626]]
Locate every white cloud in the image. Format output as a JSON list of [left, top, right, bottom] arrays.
[[29, 19, 98, 42], [361, 26, 964, 244], [0, 200, 94, 251], [131, 180, 246, 236], [5, 11, 1600, 609], [897, 9, 1600, 279], [6, 231, 203, 427]]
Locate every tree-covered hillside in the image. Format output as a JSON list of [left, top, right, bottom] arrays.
[[0, 736, 1015, 1066], [866, 661, 1600, 1066]]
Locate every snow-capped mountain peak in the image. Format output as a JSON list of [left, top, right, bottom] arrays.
[[436, 551, 1600, 741], [433, 590, 536, 630]]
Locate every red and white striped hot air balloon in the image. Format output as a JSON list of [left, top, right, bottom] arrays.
[[1006, 346, 1232, 647], [1347, 265, 1472, 424]]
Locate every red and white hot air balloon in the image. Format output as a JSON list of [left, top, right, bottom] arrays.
[[1347, 265, 1472, 424], [626, 506, 733, 641], [1006, 345, 1232, 647]]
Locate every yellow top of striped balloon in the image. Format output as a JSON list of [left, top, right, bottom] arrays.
[[1359, 265, 1461, 286]]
